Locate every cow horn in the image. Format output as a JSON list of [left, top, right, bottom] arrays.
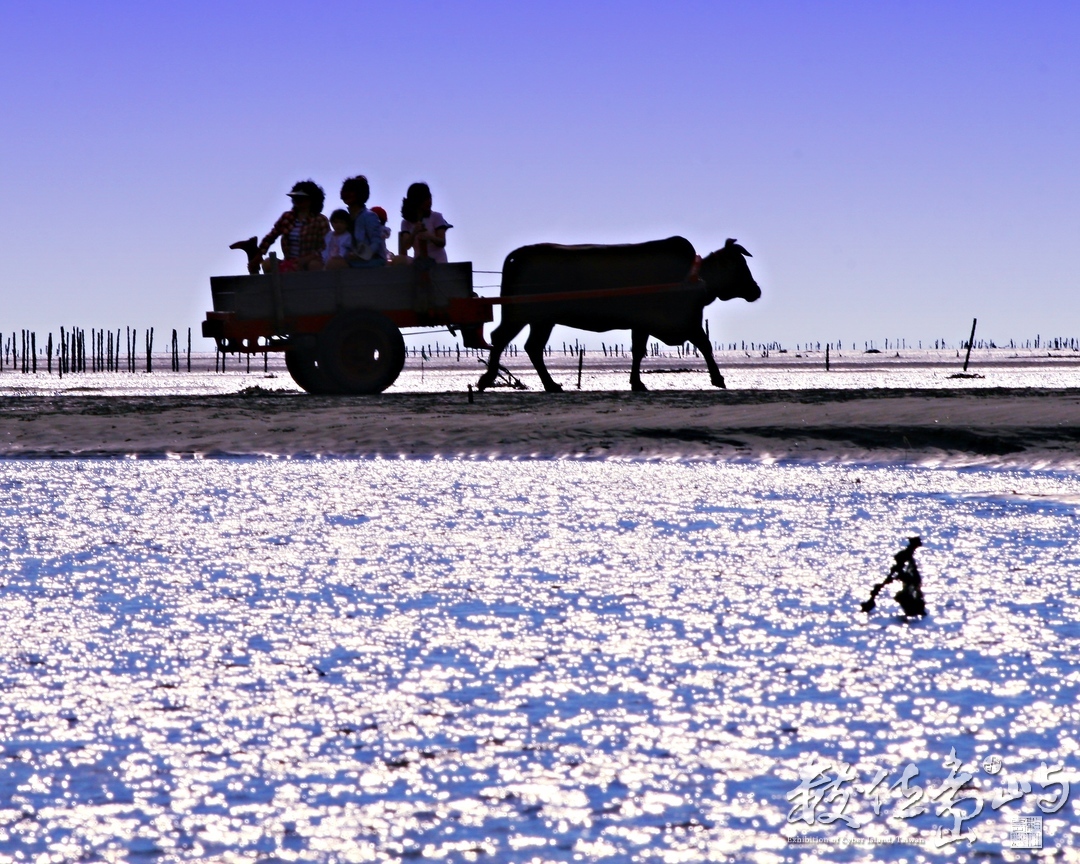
[[724, 238, 751, 257]]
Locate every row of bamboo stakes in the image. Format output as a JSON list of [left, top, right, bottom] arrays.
[[1, 328, 191, 376]]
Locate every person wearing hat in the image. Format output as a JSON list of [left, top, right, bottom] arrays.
[[369, 206, 393, 262], [255, 180, 330, 272]]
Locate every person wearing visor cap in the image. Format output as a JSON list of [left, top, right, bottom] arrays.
[[255, 180, 330, 272]]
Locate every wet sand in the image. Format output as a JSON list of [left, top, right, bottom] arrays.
[[2, 388, 1079, 467]]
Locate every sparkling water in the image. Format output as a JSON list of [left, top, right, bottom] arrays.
[[1, 458, 1078, 860]]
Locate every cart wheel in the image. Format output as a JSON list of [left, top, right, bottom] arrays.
[[317, 311, 406, 394], [285, 347, 337, 394]]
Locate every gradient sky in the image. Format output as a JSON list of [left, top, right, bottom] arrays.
[[1, 1, 1077, 349]]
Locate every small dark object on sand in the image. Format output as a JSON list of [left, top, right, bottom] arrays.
[[861, 536, 926, 616], [236, 385, 290, 397]]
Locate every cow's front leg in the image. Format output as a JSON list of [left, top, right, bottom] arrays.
[[689, 326, 726, 389], [524, 323, 562, 392], [630, 328, 650, 392], [477, 321, 522, 391]]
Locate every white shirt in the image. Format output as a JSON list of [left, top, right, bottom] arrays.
[[400, 211, 452, 264], [323, 229, 355, 263]]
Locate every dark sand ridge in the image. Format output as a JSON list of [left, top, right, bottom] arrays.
[[2, 388, 1079, 467]]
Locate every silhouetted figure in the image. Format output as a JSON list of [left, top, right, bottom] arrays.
[[230, 181, 330, 275], [339, 175, 387, 269], [476, 237, 760, 393], [400, 182, 451, 264], [323, 209, 355, 268], [861, 536, 926, 616], [370, 206, 392, 262]]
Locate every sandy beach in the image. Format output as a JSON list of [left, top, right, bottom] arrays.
[[2, 387, 1079, 467]]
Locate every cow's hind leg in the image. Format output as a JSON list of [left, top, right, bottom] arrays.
[[524, 323, 562, 392], [477, 319, 524, 391], [630, 328, 650, 392], [689, 325, 726, 389]]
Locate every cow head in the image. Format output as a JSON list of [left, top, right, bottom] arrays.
[[699, 238, 761, 302]]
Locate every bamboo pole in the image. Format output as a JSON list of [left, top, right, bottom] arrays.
[[963, 318, 977, 372]]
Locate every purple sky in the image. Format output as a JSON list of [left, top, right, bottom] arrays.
[[1, 1, 1077, 349]]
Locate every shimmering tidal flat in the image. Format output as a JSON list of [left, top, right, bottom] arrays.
[[1, 459, 1078, 862], [1, 349, 1078, 396]]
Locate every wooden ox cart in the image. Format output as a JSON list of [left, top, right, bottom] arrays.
[[202, 237, 758, 394], [201, 261, 492, 394]]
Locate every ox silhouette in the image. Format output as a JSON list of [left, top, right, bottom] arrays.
[[477, 236, 760, 392]]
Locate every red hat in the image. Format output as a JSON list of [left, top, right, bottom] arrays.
[[370, 206, 388, 223]]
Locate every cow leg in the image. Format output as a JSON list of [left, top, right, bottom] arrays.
[[630, 328, 649, 392], [477, 319, 523, 391], [689, 326, 726, 389], [524, 323, 562, 392]]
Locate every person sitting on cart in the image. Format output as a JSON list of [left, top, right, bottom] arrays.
[[370, 206, 393, 262], [256, 180, 330, 272], [399, 182, 451, 263], [337, 175, 387, 269], [322, 209, 355, 268]]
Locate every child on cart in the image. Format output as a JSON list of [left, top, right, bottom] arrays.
[[323, 209, 355, 269]]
